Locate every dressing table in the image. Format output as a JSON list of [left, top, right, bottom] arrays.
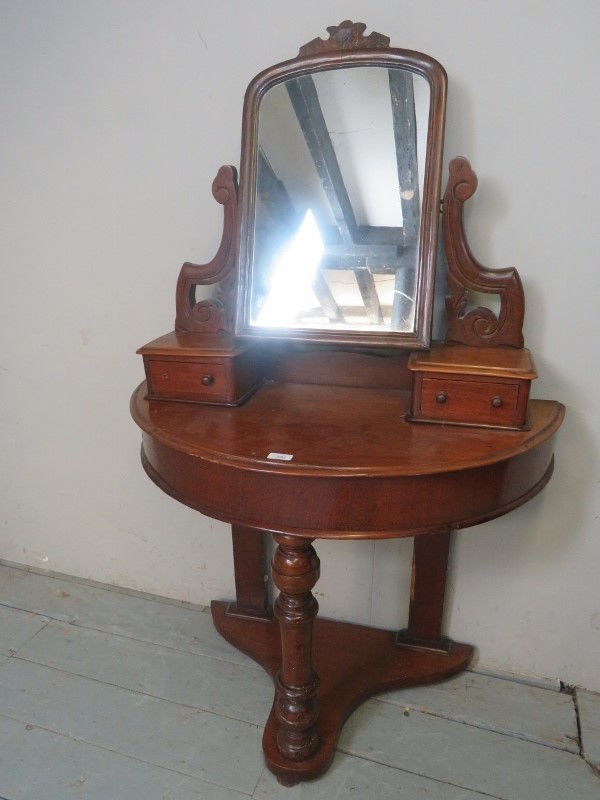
[[131, 22, 564, 785]]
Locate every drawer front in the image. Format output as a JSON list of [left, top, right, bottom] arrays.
[[146, 359, 228, 402], [419, 377, 521, 427]]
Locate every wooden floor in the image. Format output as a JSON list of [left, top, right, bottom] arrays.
[[0, 562, 598, 799]]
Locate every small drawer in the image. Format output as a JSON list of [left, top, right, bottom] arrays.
[[419, 377, 521, 427], [138, 331, 264, 405], [407, 344, 535, 429], [146, 360, 227, 402]]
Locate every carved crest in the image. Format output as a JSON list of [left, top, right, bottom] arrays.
[[299, 21, 390, 57]]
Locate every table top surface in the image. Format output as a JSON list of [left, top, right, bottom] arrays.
[[131, 380, 564, 479]]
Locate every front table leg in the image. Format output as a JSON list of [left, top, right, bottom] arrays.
[[210, 528, 473, 785], [271, 534, 320, 762]]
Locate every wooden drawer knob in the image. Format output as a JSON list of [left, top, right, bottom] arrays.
[[201, 374, 215, 386], [435, 391, 448, 404], [491, 396, 503, 408]]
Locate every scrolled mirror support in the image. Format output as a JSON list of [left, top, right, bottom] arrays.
[[175, 165, 239, 334], [443, 157, 525, 348]]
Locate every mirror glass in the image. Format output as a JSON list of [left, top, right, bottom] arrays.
[[247, 66, 430, 335]]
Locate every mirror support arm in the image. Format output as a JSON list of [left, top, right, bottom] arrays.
[[443, 157, 525, 348], [175, 165, 239, 334]]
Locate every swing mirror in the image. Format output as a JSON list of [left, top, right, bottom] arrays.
[[235, 22, 447, 349]]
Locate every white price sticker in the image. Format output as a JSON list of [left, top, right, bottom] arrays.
[[267, 452, 294, 461]]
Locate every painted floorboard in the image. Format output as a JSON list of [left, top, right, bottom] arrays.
[[0, 605, 49, 658], [1, 563, 599, 799], [253, 753, 500, 800], [383, 671, 579, 752], [0, 658, 264, 796], [0, 564, 255, 668], [577, 688, 600, 772], [0, 714, 251, 800], [16, 620, 273, 726], [339, 698, 600, 800]]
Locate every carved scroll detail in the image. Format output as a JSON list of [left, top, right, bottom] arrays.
[[175, 165, 238, 333], [443, 157, 525, 348], [299, 21, 389, 57]]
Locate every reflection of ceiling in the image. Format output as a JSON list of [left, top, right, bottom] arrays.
[[314, 68, 405, 229], [257, 66, 429, 241], [254, 66, 429, 332]]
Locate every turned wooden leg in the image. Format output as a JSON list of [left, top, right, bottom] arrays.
[[211, 526, 472, 785], [229, 525, 270, 618], [398, 531, 452, 651], [271, 534, 320, 762]]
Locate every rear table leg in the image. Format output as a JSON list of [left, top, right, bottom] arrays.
[[229, 525, 270, 619], [397, 530, 452, 652]]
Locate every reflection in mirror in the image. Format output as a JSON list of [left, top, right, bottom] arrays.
[[249, 66, 430, 333]]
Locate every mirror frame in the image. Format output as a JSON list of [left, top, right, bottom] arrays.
[[235, 22, 447, 349]]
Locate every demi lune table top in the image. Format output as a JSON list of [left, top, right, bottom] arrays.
[[131, 381, 564, 539]]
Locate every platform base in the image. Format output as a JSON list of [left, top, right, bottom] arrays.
[[211, 600, 473, 784]]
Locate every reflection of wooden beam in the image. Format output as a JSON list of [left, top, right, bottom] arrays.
[[257, 148, 296, 223], [311, 271, 345, 323], [286, 76, 359, 245], [359, 226, 405, 246], [389, 69, 420, 245], [321, 245, 418, 273], [326, 243, 399, 260], [391, 266, 416, 330], [355, 268, 384, 324]]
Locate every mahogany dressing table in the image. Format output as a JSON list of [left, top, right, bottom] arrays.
[[131, 22, 564, 785]]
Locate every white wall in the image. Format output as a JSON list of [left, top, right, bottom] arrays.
[[1, 1, 598, 691]]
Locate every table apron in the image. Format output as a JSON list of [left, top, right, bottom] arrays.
[[140, 433, 556, 539]]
